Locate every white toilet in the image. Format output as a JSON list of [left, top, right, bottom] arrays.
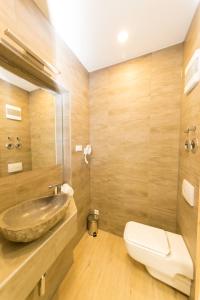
[[124, 221, 193, 296]]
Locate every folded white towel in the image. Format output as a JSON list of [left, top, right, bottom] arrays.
[[61, 183, 74, 196]]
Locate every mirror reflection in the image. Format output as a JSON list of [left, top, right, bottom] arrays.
[[0, 67, 62, 177]]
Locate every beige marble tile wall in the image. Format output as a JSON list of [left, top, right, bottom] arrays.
[[0, 79, 32, 176], [90, 44, 183, 236], [29, 89, 56, 170], [177, 4, 200, 263], [0, 0, 90, 242]]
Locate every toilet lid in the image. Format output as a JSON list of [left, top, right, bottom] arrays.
[[124, 221, 170, 256]]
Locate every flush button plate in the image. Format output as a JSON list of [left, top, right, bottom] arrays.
[[8, 162, 23, 173], [191, 138, 198, 153]]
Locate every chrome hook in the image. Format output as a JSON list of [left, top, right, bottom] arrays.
[[15, 137, 22, 149], [5, 137, 14, 149]]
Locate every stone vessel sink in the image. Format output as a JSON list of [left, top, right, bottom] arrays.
[[0, 194, 70, 243]]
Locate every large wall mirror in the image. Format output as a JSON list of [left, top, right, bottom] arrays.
[[0, 66, 64, 178]]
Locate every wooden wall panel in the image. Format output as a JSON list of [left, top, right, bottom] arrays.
[[90, 44, 183, 236], [177, 6, 200, 299], [0, 0, 90, 242], [29, 89, 56, 169]]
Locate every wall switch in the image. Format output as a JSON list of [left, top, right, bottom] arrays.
[[75, 145, 83, 152], [8, 162, 23, 173]]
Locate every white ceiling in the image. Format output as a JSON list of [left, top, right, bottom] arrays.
[[0, 67, 38, 92], [34, 0, 200, 72]]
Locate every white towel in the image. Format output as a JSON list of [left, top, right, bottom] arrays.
[[61, 183, 74, 196]]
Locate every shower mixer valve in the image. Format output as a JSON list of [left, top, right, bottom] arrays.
[[184, 125, 198, 153], [5, 137, 14, 149]]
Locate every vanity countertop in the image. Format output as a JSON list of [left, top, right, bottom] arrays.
[[0, 196, 77, 300]]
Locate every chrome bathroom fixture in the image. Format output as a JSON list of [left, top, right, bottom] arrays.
[[5, 137, 14, 149], [184, 139, 191, 152], [48, 183, 62, 195], [190, 138, 198, 153], [184, 125, 196, 133], [87, 209, 99, 237], [184, 125, 198, 153], [15, 137, 22, 149]]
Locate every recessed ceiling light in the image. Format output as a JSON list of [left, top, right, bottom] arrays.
[[117, 31, 129, 44]]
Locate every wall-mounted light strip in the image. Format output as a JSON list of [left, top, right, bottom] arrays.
[[3, 29, 60, 76]]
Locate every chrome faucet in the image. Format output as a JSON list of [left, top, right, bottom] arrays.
[[48, 183, 62, 195]]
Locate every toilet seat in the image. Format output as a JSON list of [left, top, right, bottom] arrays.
[[124, 221, 170, 257], [124, 221, 193, 295]]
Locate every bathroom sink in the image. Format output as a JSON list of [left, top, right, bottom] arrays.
[[0, 194, 70, 243]]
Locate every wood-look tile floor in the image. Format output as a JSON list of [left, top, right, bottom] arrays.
[[52, 230, 188, 300]]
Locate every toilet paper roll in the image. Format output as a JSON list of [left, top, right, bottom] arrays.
[[61, 183, 74, 196]]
